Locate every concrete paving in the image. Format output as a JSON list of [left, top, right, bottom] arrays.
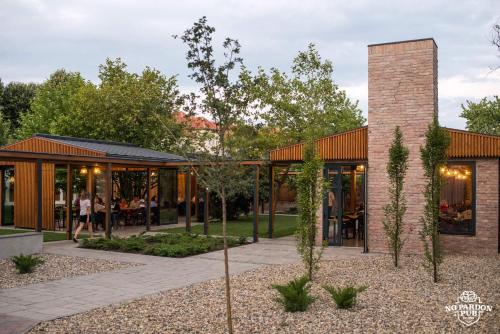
[[0, 237, 371, 334]]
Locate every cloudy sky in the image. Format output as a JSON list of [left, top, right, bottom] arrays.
[[1, 0, 499, 129]]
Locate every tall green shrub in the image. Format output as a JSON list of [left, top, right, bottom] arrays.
[[419, 117, 450, 283], [296, 140, 326, 281], [383, 126, 409, 268]]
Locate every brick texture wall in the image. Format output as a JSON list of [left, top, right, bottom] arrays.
[[441, 159, 499, 255], [367, 39, 438, 254]]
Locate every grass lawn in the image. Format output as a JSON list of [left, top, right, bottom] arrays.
[[0, 228, 86, 242], [80, 233, 247, 257], [160, 214, 298, 238], [0, 228, 30, 236]]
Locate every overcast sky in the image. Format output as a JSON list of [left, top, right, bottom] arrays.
[[1, 0, 499, 129]]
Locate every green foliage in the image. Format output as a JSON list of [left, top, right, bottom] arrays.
[[383, 126, 409, 268], [0, 81, 37, 129], [295, 141, 326, 281], [17, 61, 183, 153], [323, 285, 368, 309], [460, 96, 500, 135], [419, 117, 450, 283], [80, 233, 247, 257], [0, 110, 12, 145], [11, 254, 44, 274], [242, 43, 365, 148], [272, 276, 315, 312]]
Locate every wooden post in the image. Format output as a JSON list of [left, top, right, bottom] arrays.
[[194, 173, 199, 222], [105, 163, 112, 239], [253, 165, 260, 242], [66, 165, 73, 240], [204, 188, 209, 235], [36, 159, 43, 232], [268, 164, 274, 238], [88, 167, 95, 228], [0, 169, 4, 226], [146, 168, 151, 231], [185, 169, 191, 232], [350, 169, 356, 212]]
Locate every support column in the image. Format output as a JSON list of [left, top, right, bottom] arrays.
[[88, 167, 95, 228], [0, 169, 4, 226], [350, 169, 357, 212], [146, 168, 151, 231], [185, 169, 191, 233], [36, 159, 42, 232], [268, 164, 274, 238], [253, 165, 260, 242], [204, 188, 209, 235], [66, 165, 73, 240], [105, 163, 112, 239]]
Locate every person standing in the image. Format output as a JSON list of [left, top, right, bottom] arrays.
[[73, 191, 92, 242]]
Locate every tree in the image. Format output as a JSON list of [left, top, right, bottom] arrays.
[[242, 44, 365, 217], [0, 111, 11, 145], [295, 140, 326, 281], [460, 96, 500, 136], [420, 117, 450, 283], [0, 81, 37, 129], [176, 17, 251, 334], [382, 126, 409, 268], [245, 43, 365, 146], [17, 70, 87, 138]]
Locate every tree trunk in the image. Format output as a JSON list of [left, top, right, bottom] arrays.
[[221, 189, 234, 333]]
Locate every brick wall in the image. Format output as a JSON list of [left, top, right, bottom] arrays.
[[367, 39, 438, 253], [441, 159, 499, 255]]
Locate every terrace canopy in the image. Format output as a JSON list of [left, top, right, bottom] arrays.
[[0, 134, 187, 239]]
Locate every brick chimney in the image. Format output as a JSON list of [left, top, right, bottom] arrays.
[[367, 38, 438, 253]]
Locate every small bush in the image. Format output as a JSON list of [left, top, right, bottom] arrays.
[[79, 233, 246, 257], [272, 276, 315, 312], [323, 285, 368, 309], [11, 254, 44, 274]]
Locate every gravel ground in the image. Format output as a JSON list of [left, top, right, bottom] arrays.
[[31, 254, 499, 333], [0, 254, 139, 289]]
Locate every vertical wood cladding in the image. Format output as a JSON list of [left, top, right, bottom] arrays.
[[13, 162, 54, 230]]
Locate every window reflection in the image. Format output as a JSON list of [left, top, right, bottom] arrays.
[[439, 163, 474, 235]]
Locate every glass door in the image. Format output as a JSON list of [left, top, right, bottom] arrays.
[[2, 167, 15, 226]]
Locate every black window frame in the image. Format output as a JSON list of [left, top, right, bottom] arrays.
[[439, 160, 476, 236]]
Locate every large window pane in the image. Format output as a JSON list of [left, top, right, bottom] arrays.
[[158, 169, 178, 224], [439, 163, 474, 235]]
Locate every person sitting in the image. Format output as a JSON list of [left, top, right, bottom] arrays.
[[439, 199, 449, 214], [151, 196, 159, 225], [94, 196, 106, 231], [119, 197, 128, 209], [129, 196, 141, 209]]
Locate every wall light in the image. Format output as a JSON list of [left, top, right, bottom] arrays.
[[94, 167, 101, 175], [80, 167, 88, 175]]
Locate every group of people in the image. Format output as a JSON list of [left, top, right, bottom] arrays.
[[72, 191, 158, 242]]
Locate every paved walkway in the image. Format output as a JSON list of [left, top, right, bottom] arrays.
[[0, 237, 371, 334]]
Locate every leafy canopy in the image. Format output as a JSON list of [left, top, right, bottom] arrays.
[[17, 60, 183, 152], [460, 96, 500, 136], [243, 43, 365, 148]]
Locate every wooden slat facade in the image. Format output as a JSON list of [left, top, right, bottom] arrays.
[[446, 128, 500, 159], [270, 127, 368, 162], [8, 162, 55, 229], [269, 127, 500, 162], [1, 137, 105, 157]]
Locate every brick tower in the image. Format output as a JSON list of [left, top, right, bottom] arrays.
[[367, 39, 438, 253]]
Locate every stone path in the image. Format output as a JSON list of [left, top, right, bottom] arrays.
[[0, 237, 370, 334]]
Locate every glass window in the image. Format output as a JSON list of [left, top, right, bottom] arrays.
[[439, 163, 474, 235]]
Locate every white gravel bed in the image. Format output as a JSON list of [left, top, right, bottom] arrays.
[[31, 254, 499, 333], [0, 254, 139, 289]]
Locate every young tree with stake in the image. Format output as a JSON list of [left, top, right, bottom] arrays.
[[383, 126, 409, 268], [420, 117, 450, 283], [176, 17, 250, 333]]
